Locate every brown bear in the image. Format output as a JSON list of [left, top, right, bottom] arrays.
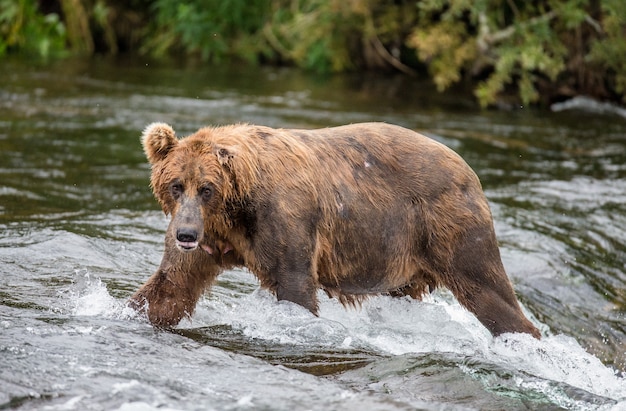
[[129, 122, 540, 339]]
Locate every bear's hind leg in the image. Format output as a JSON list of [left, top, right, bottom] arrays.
[[459, 282, 540, 338], [442, 226, 541, 338]]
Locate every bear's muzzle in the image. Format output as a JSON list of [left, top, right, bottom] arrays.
[[176, 227, 199, 251]]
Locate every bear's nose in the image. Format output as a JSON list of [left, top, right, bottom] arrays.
[[176, 228, 198, 243]]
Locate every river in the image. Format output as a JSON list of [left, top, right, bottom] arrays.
[[1, 56, 625, 410]]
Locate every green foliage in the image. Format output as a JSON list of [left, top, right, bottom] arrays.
[[408, 19, 477, 91], [588, 0, 626, 101], [264, 0, 367, 73], [406, 0, 626, 106], [408, 0, 573, 106], [1, 0, 624, 106], [144, 0, 272, 63], [0, 0, 67, 58]]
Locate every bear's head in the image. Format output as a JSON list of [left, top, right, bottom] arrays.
[[141, 123, 253, 254]]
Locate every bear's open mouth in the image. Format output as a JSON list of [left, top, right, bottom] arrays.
[[176, 241, 199, 251]]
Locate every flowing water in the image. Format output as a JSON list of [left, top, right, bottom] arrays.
[[1, 57, 625, 410]]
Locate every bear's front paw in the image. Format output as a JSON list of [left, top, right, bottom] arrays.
[[127, 291, 188, 328]]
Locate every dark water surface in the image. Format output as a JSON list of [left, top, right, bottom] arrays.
[[1, 57, 625, 410]]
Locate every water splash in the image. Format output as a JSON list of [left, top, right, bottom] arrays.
[[61, 270, 141, 322], [63, 270, 626, 408], [194, 277, 626, 405]]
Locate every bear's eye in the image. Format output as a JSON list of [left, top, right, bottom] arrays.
[[170, 182, 184, 199], [200, 185, 214, 202]]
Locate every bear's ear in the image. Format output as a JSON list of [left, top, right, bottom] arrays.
[[142, 123, 178, 164]]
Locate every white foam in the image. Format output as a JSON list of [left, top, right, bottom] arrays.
[[488, 333, 626, 401], [62, 271, 141, 322], [197, 287, 490, 355], [196, 283, 626, 403], [42, 396, 84, 411], [551, 96, 626, 119], [114, 402, 185, 411], [63, 271, 626, 404], [112, 380, 142, 394]]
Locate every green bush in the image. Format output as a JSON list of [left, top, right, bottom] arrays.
[[143, 0, 273, 63], [1, 0, 624, 106], [406, 0, 625, 106], [588, 0, 626, 101], [0, 0, 67, 58]]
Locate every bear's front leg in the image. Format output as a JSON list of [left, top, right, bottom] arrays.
[[129, 233, 222, 327], [264, 240, 320, 314], [275, 265, 319, 315]]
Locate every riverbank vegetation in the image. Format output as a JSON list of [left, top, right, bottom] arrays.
[[1, 0, 624, 107]]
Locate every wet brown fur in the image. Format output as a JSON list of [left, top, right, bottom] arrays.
[[130, 122, 540, 338]]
